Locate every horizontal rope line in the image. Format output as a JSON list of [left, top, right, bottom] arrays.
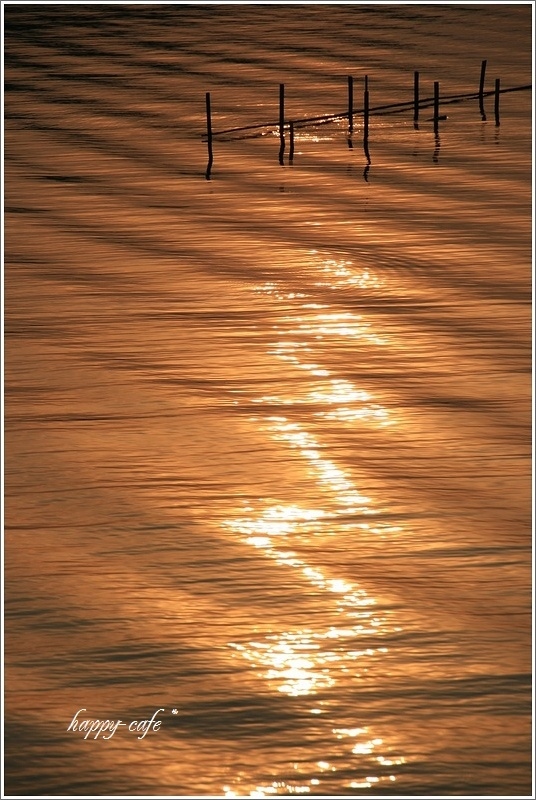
[[202, 84, 531, 140]]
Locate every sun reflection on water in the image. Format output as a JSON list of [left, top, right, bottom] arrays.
[[252, 271, 392, 430], [222, 256, 405, 794], [312, 253, 384, 293], [225, 496, 395, 701]]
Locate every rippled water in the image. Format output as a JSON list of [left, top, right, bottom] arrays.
[[4, 4, 532, 798]]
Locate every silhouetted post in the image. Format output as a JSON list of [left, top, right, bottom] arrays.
[[348, 75, 354, 133], [205, 92, 213, 180], [494, 77, 500, 126], [279, 83, 285, 165], [433, 81, 440, 133], [363, 75, 371, 165], [364, 76, 369, 143], [413, 70, 419, 127], [479, 59, 487, 98], [479, 59, 487, 120], [289, 121, 295, 163]]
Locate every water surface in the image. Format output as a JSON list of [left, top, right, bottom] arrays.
[[4, 4, 532, 797]]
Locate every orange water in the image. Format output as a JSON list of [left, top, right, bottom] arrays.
[[4, 5, 532, 797]]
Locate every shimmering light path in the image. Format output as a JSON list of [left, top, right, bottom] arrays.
[[219, 265, 410, 795]]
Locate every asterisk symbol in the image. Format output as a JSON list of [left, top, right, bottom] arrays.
[[172, 709, 178, 714]]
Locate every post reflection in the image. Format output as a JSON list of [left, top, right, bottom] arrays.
[[433, 132, 440, 164], [221, 256, 405, 794]]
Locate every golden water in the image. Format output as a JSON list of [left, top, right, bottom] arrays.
[[4, 4, 532, 797]]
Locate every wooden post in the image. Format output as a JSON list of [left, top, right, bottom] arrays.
[[479, 59, 487, 120], [364, 75, 369, 142], [363, 75, 370, 164], [289, 121, 295, 163], [494, 77, 500, 126], [479, 59, 487, 98], [279, 83, 285, 138], [205, 92, 213, 180], [413, 70, 419, 127], [433, 81, 439, 133], [348, 75, 354, 133], [279, 83, 285, 165]]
